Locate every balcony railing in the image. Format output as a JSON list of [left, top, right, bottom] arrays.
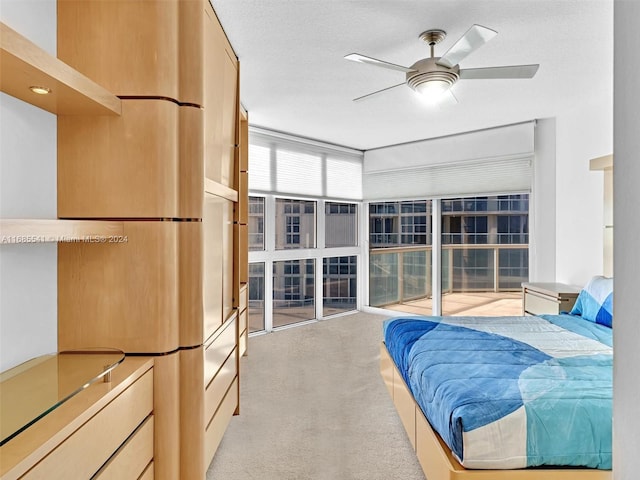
[[369, 244, 528, 307]]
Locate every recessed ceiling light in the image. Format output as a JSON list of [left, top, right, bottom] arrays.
[[29, 86, 51, 95]]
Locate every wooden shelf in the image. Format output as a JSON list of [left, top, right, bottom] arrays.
[[590, 154, 613, 171], [204, 178, 238, 203], [0, 219, 125, 244], [0, 22, 121, 116]]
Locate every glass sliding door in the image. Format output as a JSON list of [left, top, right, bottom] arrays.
[[323, 256, 357, 316], [248, 262, 265, 332], [440, 194, 529, 316], [272, 259, 315, 328], [368, 200, 432, 308]]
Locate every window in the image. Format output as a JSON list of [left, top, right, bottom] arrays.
[[368, 194, 529, 316], [248, 196, 265, 251], [248, 263, 265, 332], [323, 256, 357, 316], [275, 199, 316, 249], [370, 201, 431, 247], [273, 259, 315, 328], [325, 202, 357, 247]]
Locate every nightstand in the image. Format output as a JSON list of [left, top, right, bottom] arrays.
[[522, 282, 582, 316]]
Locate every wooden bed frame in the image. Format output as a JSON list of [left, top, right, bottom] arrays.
[[380, 343, 612, 480]]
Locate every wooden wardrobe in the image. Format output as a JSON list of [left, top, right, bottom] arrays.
[[54, 1, 248, 478]]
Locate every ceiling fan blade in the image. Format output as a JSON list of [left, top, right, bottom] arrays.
[[353, 82, 406, 102], [345, 53, 416, 73], [459, 64, 540, 79], [436, 25, 497, 69]]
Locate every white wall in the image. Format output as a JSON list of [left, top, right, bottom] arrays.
[[0, 0, 58, 371], [613, 1, 640, 477], [554, 96, 613, 286], [530, 118, 556, 282]]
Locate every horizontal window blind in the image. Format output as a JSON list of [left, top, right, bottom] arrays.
[[363, 155, 532, 200], [249, 128, 363, 200], [363, 121, 534, 200]]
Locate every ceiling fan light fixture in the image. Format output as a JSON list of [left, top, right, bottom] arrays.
[[407, 70, 458, 103], [415, 79, 451, 101]]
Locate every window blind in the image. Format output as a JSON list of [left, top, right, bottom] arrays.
[[363, 121, 535, 200], [363, 155, 532, 200], [248, 127, 364, 200]]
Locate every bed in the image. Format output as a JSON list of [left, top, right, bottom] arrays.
[[380, 276, 613, 480]]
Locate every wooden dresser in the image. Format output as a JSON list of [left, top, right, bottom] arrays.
[[1, 356, 154, 480], [0, 0, 248, 477]]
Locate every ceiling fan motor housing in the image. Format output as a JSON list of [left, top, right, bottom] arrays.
[[406, 57, 460, 92]]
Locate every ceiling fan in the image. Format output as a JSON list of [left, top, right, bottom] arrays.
[[345, 25, 539, 104]]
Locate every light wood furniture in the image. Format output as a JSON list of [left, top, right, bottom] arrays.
[[380, 343, 611, 480], [0, 22, 120, 115], [235, 107, 249, 356], [1, 1, 246, 477], [53, 1, 247, 478], [1, 18, 157, 480], [0, 21, 124, 243], [590, 154, 613, 277], [0, 356, 154, 480], [522, 282, 581, 316]]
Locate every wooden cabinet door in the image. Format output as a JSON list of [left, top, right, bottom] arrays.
[[203, 1, 238, 187]]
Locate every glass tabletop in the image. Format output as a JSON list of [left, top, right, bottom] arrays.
[[0, 348, 125, 446]]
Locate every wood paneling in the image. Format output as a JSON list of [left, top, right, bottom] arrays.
[[222, 202, 235, 323], [58, 222, 181, 353], [234, 223, 249, 285], [93, 415, 154, 480], [179, 106, 205, 219], [203, 1, 238, 186], [235, 171, 249, 224], [203, 194, 224, 339], [179, 347, 205, 480], [58, 100, 188, 219], [179, 222, 204, 348], [57, 0, 180, 99], [178, 0, 204, 106], [203, 194, 234, 340], [0, 22, 120, 115], [152, 354, 180, 480]]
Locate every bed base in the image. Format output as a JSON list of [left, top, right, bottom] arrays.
[[380, 343, 612, 480]]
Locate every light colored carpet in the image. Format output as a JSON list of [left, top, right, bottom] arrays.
[[206, 311, 426, 480]]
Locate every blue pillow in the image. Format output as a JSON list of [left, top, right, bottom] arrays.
[[569, 276, 613, 327]]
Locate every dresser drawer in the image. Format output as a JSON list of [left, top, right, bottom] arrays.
[[22, 369, 153, 479], [93, 415, 154, 480], [204, 378, 238, 468], [138, 462, 153, 480], [524, 291, 562, 315], [204, 317, 236, 387], [204, 347, 238, 424]]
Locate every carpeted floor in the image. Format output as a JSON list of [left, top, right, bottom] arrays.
[[206, 311, 426, 480]]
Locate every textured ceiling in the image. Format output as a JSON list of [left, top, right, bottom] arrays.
[[210, 0, 613, 151]]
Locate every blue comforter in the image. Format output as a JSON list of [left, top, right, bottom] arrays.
[[384, 314, 612, 470]]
